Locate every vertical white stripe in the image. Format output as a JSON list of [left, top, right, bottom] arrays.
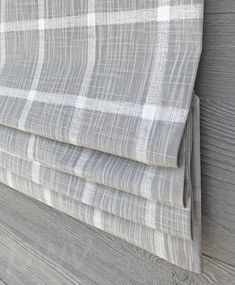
[[157, 6, 170, 21], [93, 209, 103, 229], [69, 1, 96, 144], [0, 0, 6, 75], [81, 182, 95, 205], [135, 19, 170, 162], [44, 188, 52, 205], [27, 134, 36, 160], [167, 234, 178, 267], [31, 161, 41, 184], [74, 148, 91, 177], [154, 231, 166, 259], [160, 200, 164, 233], [145, 201, 156, 229], [6, 170, 14, 188], [169, 173, 174, 211], [18, 0, 45, 129], [140, 167, 155, 199]]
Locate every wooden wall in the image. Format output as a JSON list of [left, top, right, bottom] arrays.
[[195, 0, 235, 267]]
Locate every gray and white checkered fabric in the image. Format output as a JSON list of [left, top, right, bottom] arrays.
[[0, 151, 192, 239], [0, 98, 201, 272], [0, 0, 203, 166], [0, 124, 187, 206], [0, 0, 203, 273]]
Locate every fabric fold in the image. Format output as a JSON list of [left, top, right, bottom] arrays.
[[0, 159, 191, 239], [0, 95, 201, 272], [0, 124, 187, 206], [0, 0, 203, 167], [0, 0, 203, 274]]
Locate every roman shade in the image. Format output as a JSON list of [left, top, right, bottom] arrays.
[[0, 0, 204, 273]]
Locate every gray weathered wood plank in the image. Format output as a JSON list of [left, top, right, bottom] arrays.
[[195, 14, 235, 100], [199, 99, 235, 268], [205, 0, 235, 14]]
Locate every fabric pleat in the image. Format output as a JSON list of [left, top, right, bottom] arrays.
[[0, 0, 203, 273]]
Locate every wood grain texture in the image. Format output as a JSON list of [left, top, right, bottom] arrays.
[[194, 0, 235, 272], [195, 14, 235, 100], [0, 186, 235, 285], [200, 99, 235, 267], [205, 0, 235, 14]]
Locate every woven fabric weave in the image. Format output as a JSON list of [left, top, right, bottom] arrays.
[[0, 0, 203, 273], [0, 0, 203, 166]]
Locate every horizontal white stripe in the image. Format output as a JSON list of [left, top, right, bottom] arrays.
[[0, 4, 203, 33], [0, 86, 188, 123], [38, 18, 45, 30], [87, 13, 96, 27]]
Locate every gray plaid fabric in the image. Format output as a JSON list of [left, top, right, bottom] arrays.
[[0, 152, 191, 239], [0, 98, 201, 272], [0, 0, 203, 273], [0, 0, 203, 166], [0, 124, 186, 206], [0, 97, 201, 272]]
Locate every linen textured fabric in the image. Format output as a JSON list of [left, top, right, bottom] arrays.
[[0, 0, 203, 273]]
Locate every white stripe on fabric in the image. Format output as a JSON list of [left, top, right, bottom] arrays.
[[38, 18, 45, 30], [140, 168, 155, 199], [43, 188, 52, 205], [141, 105, 157, 121], [135, 15, 169, 161], [18, 0, 45, 130], [0, 0, 6, 74], [81, 183, 95, 205], [160, 200, 164, 233], [0, 86, 188, 124], [93, 209, 103, 229], [97, 5, 203, 25], [74, 148, 92, 177], [31, 161, 41, 184], [154, 231, 166, 259], [0, 5, 203, 32], [69, 0, 96, 144], [145, 201, 156, 229], [27, 135, 36, 161], [157, 6, 170, 21], [87, 13, 96, 26], [6, 170, 13, 188], [169, 172, 175, 213]]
